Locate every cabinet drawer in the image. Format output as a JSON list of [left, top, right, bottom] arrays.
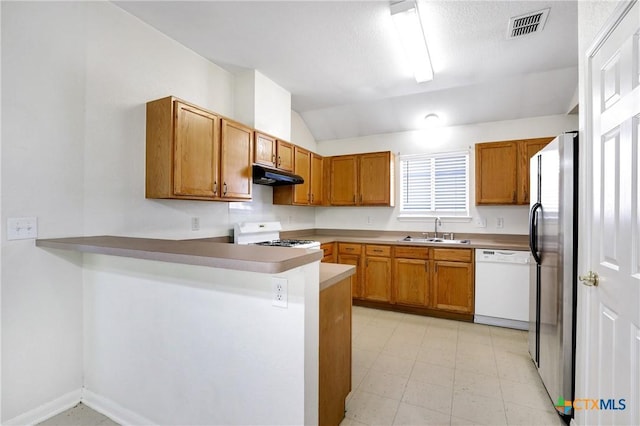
[[393, 246, 429, 260], [338, 243, 362, 255], [320, 242, 334, 258], [365, 245, 391, 257], [432, 248, 472, 262]]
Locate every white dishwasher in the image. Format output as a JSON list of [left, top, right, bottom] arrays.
[[474, 249, 530, 330]]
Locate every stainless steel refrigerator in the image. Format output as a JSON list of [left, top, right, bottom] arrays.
[[528, 132, 578, 421]]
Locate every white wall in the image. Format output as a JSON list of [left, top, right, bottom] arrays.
[[2, 3, 86, 421], [82, 254, 319, 425], [2, 1, 260, 422], [315, 114, 578, 235]]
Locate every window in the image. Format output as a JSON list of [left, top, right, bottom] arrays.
[[399, 151, 469, 217]]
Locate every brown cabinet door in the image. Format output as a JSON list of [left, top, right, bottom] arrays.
[[337, 253, 362, 299], [320, 242, 336, 263], [254, 132, 276, 167], [363, 256, 392, 302], [319, 276, 351, 426], [330, 155, 358, 205], [173, 101, 220, 198], [293, 147, 311, 204], [359, 152, 393, 206], [431, 261, 474, 313], [220, 119, 253, 200], [517, 137, 554, 204], [394, 258, 430, 307], [310, 153, 323, 205], [276, 140, 294, 172], [475, 141, 518, 204]]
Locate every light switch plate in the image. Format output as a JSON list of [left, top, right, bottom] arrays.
[[7, 217, 38, 240]]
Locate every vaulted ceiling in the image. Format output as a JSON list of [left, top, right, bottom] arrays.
[[115, 1, 578, 141]]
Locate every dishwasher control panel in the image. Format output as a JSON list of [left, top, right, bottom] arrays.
[[476, 249, 530, 264]]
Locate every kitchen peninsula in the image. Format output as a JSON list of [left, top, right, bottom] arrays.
[[36, 236, 353, 426]]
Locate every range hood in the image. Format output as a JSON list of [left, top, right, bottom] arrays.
[[252, 164, 304, 186]]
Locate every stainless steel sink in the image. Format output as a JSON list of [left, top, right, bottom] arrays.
[[398, 237, 470, 244]]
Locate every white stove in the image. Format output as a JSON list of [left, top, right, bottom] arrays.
[[234, 221, 321, 249]]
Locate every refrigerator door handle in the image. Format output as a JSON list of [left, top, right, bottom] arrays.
[[529, 202, 542, 264]]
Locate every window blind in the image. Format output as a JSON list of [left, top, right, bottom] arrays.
[[400, 151, 469, 215]]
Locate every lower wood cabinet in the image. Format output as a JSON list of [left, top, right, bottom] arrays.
[[340, 243, 475, 320], [319, 276, 352, 426], [432, 261, 474, 313], [431, 248, 474, 314], [320, 242, 336, 263], [393, 246, 430, 307], [337, 243, 363, 299], [363, 245, 392, 302]]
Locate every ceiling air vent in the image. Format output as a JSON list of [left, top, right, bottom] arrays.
[[507, 8, 549, 39]]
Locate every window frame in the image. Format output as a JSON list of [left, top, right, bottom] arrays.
[[397, 150, 471, 219]]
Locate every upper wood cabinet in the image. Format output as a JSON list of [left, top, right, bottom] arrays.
[[254, 131, 296, 175], [330, 155, 358, 206], [360, 152, 395, 206], [517, 138, 554, 204], [147, 97, 252, 201], [220, 119, 253, 200], [310, 153, 324, 206], [254, 131, 276, 167], [273, 147, 323, 206], [475, 137, 553, 205], [329, 151, 395, 207], [276, 140, 294, 172]]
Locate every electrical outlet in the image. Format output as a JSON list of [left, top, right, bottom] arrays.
[[191, 217, 200, 231], [474, 217, 487, 228], [272, 277, 288, 308], [496, 217, 504, 229], [7, 217, 38, 240]]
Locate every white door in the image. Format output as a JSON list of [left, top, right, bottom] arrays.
[[578, 1, 640, 425]]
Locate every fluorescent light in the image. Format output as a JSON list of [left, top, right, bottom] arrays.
[[391, 0, 433, 83]]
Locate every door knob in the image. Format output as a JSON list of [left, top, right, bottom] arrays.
[[579, 271, 599, 287]]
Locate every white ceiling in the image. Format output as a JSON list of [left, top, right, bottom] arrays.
[[114, 1, 578, 142]]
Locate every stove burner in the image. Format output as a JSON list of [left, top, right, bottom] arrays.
[[254, 239, 318, 247]]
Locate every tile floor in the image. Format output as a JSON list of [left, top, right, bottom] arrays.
[[341, 306, 565, 426], [38, 307, 565, 426]]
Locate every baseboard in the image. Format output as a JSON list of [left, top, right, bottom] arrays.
[[474, 314, 529, 330], [3, 388, 82, 426], [82, 389, 154, 426]]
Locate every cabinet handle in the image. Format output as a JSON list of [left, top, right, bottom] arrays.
[[373, 249, 382, 253], [223, 182, 227, 196], [214, 181, 218, 195], [346, 248, 354, 251], [278, 156, 281, 167], [311, 193, 314, 203], [272, 154, 276, 163], [523, 190, 528, 201], [360, 194, 363, 203], [425, 262, 428, 272], [512, 191, 516, 202], [353, 195, 356, 202]]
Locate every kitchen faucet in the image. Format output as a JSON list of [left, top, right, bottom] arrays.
[[434, 217, 441, 238]]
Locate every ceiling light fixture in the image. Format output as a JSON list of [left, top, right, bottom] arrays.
[[390, 0, 433, 83], [423, 113, 440, 127]]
